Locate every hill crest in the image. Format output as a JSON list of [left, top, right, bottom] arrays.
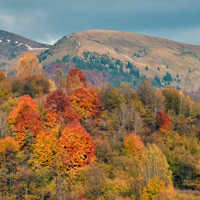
[[40, 29, 200, 92]]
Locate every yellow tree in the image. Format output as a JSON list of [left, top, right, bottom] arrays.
[[140, 144, 172, 186], [140, 176, 166, 200], [18, 51, 42, 77]]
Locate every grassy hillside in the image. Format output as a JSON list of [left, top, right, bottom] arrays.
[[40, 30, 200, 92]]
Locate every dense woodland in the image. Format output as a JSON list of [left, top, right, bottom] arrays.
[[1, 51, 200, 199]]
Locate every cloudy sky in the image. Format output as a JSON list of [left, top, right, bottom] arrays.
[[1, 0, 200, 45]]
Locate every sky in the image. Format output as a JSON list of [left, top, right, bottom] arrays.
[[1, 0, 200, 45]]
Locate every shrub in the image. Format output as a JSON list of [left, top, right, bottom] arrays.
[[11, 74, 50, 98]]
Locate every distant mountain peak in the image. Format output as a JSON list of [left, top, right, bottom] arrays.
[[0, 29, 51, 61]]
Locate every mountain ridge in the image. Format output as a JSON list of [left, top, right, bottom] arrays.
[[2, 29, 200, 91], [0, 29, 50, 61], [40, 29, 200, 91]]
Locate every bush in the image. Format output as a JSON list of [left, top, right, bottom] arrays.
[[11, 74, 50, 98]]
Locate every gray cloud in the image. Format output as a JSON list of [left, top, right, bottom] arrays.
[[1, 0, 200, 45]]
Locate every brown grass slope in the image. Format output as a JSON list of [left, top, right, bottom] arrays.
[[41, 29, 200, 92]]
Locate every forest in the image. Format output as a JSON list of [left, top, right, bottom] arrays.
[[1, 51, 200, 199]]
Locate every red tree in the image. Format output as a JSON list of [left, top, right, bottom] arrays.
[[68, 68, 87, 87], [45, 89, 81, 127], [156, 110, 172, 131], [45, 89, 70, 114]]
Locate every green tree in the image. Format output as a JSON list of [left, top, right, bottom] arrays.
[[163, 72, 173, 82]]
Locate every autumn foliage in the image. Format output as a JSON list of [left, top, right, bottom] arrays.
[[123, 132, 145, 159], [14, 111, 44, 147], [0, 136, 20, 161], [77, 194, 85, 200], [18, 51, 42, 77], [8, 95, 44, 148], [59, 124, 96, 173], [141, 176, 166, 200], [7, 92, 96, 172], [0, 70, 12, 103], [68, 68, 87, 87], [8, 95, 38, 127], [115, 197, 131, 200], [11, 74, 50, 98], [4, 68, 197, 199], [70, 88, 102, 119], [33, 131, 59, 166], [65, 68, 87, 94], [156, 110, 171, 131], [44, 89, 81, 127], [0, 70, 6, 81], [45, 89, 70, 113]]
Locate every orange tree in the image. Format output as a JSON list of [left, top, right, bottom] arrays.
[[67, 68, 87, 87], [8, 95, 38, 127], [8, 95, 44, 148], [65, 68, 87, 94], [0, 136, 20, 163], [70, 88, 102, 119], [58, 124, 96, 173], [123, 132, 145, 159], [14, 111, 44, 148]]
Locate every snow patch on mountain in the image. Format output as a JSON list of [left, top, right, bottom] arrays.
[[18, 43, 23, 46], [25, 44, 34, 50], [76, 41, 81, 49]]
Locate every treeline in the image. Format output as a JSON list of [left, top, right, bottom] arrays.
[[1, 51, 200, 199]]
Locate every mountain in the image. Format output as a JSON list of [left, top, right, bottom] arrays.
[[0, 29, 50, 65], [40, 30, 200, 92], [0, 30, 51, 76], [2, 29, 200, 91]]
